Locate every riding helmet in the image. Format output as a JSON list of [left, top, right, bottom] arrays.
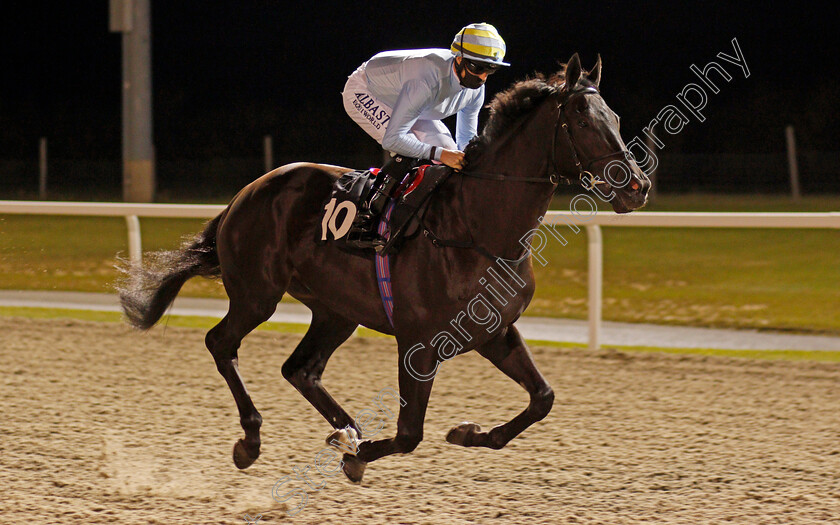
[[450, 23, 510, 67]]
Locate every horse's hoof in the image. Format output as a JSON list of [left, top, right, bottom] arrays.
[[446, 421, 482, 447], [233, 439, 259, 470], [326, 427, 365, 483], [342, 453, 366, 484], [326, 426, 360, 455]]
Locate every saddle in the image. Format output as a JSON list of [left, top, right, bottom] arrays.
[[319, 165, 452, 256]]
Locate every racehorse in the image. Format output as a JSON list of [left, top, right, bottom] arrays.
[[118, 53, 650, 483]]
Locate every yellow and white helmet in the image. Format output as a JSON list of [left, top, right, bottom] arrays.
[[450, 23, 509, 67]]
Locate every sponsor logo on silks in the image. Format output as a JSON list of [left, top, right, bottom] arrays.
[[321, 197, 357, 241], [353, 93, 391, 130]]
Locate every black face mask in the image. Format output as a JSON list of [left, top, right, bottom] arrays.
[[455, 59, 485, 89]]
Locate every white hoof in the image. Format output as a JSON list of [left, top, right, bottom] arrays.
[[326, 426, 360, 456]]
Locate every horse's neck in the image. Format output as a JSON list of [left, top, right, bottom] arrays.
[[458, 108, 557, 257]]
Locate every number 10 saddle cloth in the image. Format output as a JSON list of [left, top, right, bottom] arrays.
[[319, 164, 452, 256]]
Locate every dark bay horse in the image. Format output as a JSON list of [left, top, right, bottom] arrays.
[[119, 53, 650, 482]]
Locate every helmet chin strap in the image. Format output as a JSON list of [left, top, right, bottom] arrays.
[[455, 58, 485, 89]]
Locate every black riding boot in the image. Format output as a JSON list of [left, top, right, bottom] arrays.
[[347, 155, 419, 250], [367, 155, 417, 216]]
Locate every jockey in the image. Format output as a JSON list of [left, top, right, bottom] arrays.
[[341, 22, 510, 248]]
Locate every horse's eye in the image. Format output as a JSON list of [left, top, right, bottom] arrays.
[[578, 120, 588, 128]]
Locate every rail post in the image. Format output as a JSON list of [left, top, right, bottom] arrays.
[[125, 215, 142, 263], [38, 137, 48, 199], [586, 224, 603, 351], [264, 135, 274, 173], [785, 125, 801, 201]]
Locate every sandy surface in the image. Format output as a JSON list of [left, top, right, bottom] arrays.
[[1, 316, 839, 524]]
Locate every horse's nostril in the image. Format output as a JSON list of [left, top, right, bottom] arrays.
[[631, 182, 640, 191]]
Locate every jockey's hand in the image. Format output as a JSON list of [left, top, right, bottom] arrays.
[[440, 149, 466, 170]]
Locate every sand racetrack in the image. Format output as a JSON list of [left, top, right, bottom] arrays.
[[1, 316, 839, 524]]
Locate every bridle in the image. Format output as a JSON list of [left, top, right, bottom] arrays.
[[461, 85, 633, 188], [423, 84, 633, 264], [551, 86, 634, 187]]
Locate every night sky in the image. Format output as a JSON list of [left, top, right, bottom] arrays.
[[2, 1, 837, 166]]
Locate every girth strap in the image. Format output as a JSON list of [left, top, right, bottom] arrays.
[[375, 202, 397, 327]]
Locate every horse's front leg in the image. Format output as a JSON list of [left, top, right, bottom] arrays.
[[329, 341, 437, 483], [446, 324, 554, 449]]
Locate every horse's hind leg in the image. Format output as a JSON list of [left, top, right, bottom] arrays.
[[281, 305, 359, 432], [205, 296, 279, 469], [446, 325, 554, 450]]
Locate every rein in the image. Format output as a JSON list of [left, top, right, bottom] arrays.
[[422, 85, 629, 265], [458, 86, 626, 186], [421, 174, 532, 267], [459, 169, 559, 185]]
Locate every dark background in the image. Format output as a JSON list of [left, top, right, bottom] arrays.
[[2, 1, 837, 199]]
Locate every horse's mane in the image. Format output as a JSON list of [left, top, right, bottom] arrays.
[[464, 63, 596, 164]]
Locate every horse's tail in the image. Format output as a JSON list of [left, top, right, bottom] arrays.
[[117, 213, 224, 330]]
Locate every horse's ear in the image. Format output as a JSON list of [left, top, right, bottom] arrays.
[[564, 53, 582, 90], [590, 54, 602, 88]]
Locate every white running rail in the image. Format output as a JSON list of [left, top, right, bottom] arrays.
[[2, 200, 838, 350]]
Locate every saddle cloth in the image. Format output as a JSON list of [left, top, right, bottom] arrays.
[[319, 165, 452, 255]]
